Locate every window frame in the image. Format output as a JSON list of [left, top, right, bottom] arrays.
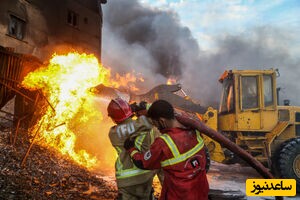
[[240, 75, 260, 111], [263, 74, 274, 108], [7, 14, 26, 40], [67, 10, 79, 28], [219, 77, 235, 114]]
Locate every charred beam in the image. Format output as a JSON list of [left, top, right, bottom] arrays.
[[0, 79, 35, 102]]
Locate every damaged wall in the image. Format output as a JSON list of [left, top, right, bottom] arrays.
[[0, 0, 105, 61], [0, 0, 107, 118]]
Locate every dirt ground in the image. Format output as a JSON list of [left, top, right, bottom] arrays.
[[0, 98, 299, 200], [207, 161, 300, 200]]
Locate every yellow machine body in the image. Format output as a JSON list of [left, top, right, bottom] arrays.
[[214, 69, 300, 166]]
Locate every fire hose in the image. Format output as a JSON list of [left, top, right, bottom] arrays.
[[132, 103, 274, 178], [175, 114, 283, 200], [175, 114, 273, 178]]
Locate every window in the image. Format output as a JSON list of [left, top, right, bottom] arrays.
[[67, 10, 78, 27], [241, 76, 258, 109], [296, 112, 300, 122], [263, 75, 274, 107], [279, 109, 290, 121], [296, 125, 300, 136], [8, 15, 25, 40], [219, 78, 234, 113]]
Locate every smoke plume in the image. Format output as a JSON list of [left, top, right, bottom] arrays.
[[102, 0, 300, 106]]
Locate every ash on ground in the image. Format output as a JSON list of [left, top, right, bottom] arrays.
[[0, 129, 117, 200]]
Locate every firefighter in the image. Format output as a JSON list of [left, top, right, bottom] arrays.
[[124, 100, 209, 200], [107, 98, 158, 200]]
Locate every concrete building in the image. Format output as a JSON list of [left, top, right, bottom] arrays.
[[0, 0, 107, 118], [0, 0, 107, 61]]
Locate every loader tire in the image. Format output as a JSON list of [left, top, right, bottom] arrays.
[[204, 145, 210, 173], [271, 138, 295, 176], [278, 137, 300, 193]]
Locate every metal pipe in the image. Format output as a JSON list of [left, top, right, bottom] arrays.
[[38, 90, 56, 113], [0, 79, 35, 102], [13, 114, 30, 146], [21, 119, 44, 167]]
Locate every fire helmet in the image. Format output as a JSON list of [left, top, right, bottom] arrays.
[[107, 98, 133, 123]]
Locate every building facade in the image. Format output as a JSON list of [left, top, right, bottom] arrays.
[[0, 0, 106, 61]]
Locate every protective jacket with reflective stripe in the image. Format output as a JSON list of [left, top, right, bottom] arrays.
[[109, 115, 159, 187], [129, 127, 209, 200]]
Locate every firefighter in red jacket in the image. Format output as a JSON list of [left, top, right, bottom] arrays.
[[124, 100, 209, 200], [107, 98, 160, 200]]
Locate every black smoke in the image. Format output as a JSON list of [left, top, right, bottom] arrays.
[[101, 0, 300, 106]]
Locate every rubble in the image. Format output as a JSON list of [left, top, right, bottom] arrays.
[[0, 129, 117, 200]]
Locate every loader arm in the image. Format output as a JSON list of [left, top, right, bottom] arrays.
[[130, 84, 207, 114]]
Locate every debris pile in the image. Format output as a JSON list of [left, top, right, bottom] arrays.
[[0, 129, 117, 200]]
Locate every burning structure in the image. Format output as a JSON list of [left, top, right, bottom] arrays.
[[0, 1, 124, 199], [0, 0, 107, 60], [0, 0, 116, 170], [0, 0, 145, 172], [0, 0, 108, 120]]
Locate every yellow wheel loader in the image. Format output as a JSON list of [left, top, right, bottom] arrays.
[[94, 68, 300, 192], [204, 69, 300, 192]]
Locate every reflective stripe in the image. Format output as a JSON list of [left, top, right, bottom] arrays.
[[146, 103, 151, 110], [114, 147, 123, 170], [130, 150, 139, 157], [116, 168, 150, 179], [116, 157, 123, 170], [160, 132, 204, 167], [196, 131, 203, 143], [160, 134, 180, 157], [115, 132, 150, 179], [150, 129, 155, 144], [135, 133, 146, 151], [115, 146, 122, 154]]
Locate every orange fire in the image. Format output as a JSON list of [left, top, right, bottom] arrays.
[[166, 76, 177, 85], [109, 71, 144, 92], [21, 52, 141, 170]]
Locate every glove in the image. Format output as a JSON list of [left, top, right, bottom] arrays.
[[124, 137, 135, 151], [130, 101, 148, 112], [138, 101, 147, 110], [130, 102, 139, 112]]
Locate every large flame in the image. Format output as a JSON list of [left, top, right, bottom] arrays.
[[21, 52, 139, 169]]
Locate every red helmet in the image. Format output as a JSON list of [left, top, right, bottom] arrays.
[[107, 98, 133, 123]]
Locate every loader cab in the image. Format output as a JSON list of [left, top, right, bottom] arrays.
[[218, 69, 278, 131]]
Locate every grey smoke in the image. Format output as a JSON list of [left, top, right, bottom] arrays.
[[102, 0, 300, 106]]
